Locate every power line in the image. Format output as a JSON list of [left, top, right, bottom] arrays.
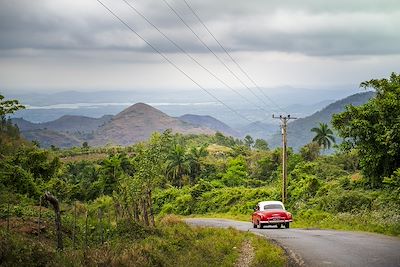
[[95, 0, 253, 123], [161, 0, 273, 110], [182, 0, 286, 114], [121, 0, 268, 113]]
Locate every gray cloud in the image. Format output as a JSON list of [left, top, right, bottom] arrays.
[[0, 0, 399, 92], [1, 0, 399, 56]]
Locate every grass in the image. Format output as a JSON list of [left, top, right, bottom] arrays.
[[292, 209, 400, 236], [186, 212, 249, 222], [250, 235, 287, 267], [0, 215, 287, 266]]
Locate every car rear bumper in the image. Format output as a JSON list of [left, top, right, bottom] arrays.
[[259, 219, 292, 225]]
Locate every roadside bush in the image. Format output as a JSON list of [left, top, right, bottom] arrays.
[[115, 218, 157, 240], [0, 230, 54, 267], [154, 186, 280, 216], [318, 190, 372, 213], [174, 194, 194, 215], [222, 156, 248, 187]]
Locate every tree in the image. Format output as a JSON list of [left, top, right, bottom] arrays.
[[32, 140, 40, 148], [100, 155, 122, 195], [311, 123, 335, 150], [186, 145, 208, 185], [254, 139, 269, 151], [0, 94, 25, 118], [332, 72, 400, 188], [130, 131, 172, 226], [213, 132, 237, 147], [166, 144, 188, 187], [300, 142, 321, 161], [244, 135, 254, 148], [82, 141, 89, 150], [0, 94, 25, 153], [222, 156, 248, 186]]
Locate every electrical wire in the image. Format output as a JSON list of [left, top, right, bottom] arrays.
[[161, 0, 273, 110], [182, 0, 287, 113], [96, 0, 254, 123], [121, 0, 268, 113]]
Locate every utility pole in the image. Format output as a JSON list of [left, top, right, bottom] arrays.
[[273, 114, 297, 204]]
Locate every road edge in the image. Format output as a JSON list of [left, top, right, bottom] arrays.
[[185, 218, 305, 267], [250, 231, 305, 267]]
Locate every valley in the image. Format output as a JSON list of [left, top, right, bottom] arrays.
[[12, 91, 373, 150]]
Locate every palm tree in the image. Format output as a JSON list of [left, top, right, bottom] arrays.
[[166, 144, 188, 187], [311, 123, 336, 150], [244, 135, 254, 148], [186, 145, 208, 185]]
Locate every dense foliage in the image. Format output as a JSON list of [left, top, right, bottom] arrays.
[[0, 94, 27, 155], [1, 73, 400, 266], [332, 72, 400, 188]]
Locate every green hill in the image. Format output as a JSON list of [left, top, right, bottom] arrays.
[[268, 91, 375, 150]]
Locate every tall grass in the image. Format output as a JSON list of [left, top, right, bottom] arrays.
[[0, 215, 287, 266]]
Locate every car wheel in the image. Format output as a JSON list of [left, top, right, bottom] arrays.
[[258, 221, 264, 229], [285, 222, 290, 228], [277, 224, 281, 229]]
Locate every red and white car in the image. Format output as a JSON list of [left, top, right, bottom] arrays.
[[251, 201, 292, 229]]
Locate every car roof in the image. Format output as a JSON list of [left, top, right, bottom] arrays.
[[258, 201, 284, 206]]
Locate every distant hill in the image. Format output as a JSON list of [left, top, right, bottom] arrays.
[[91, 103, 215, 146], [268, 91, 375, 150], [238, 121, 279, 140], [11, 118, 38, 131], [40, 115, 112, 133], [179, 114, 239, 137], [13, 103, 217, 148], [13, 115, 112, 133], [21, 129, 83, 148]]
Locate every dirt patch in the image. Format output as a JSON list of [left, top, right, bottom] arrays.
[[235, 239, 255, 267], [0, 217, 49, 235]]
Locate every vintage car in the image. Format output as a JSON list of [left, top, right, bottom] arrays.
[[251, 201, 292, 229]]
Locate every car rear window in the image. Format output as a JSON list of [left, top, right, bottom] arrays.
[[263, 204, 284, 210]]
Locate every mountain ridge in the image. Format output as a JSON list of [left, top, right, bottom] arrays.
[[11, 92, 374, 149], [268, 91, 375, 150], [91, 103, 216, 146], [12, 103, 218, 148], [178, 114, 239, 137]]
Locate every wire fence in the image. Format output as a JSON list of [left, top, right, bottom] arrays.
[[0, 195, 133, 251]]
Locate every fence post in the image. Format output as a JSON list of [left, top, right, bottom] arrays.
[[114, 204, 118, 226], [44, 192, 63, 251], [142, 198, 149, 226], [37, 197, 42, 240], [98, 208, 103, 245], [73, 201, 77, 249], [108, 207, 111, 241], [85, 210, 88, 249], [7, 200, 10, 232]]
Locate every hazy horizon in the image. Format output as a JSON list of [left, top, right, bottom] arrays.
[[7, 86, 365, 127]]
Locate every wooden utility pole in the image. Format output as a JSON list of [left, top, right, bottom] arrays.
[[273, 114, 297, 204]]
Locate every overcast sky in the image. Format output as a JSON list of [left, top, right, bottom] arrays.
[[0, 0, 399, 93]]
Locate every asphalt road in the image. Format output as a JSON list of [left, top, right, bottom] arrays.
[[185, 218, 400, 267]]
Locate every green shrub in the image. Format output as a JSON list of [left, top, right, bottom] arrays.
[[318, 190, 372, 213], [0, 230, 54, 267]]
